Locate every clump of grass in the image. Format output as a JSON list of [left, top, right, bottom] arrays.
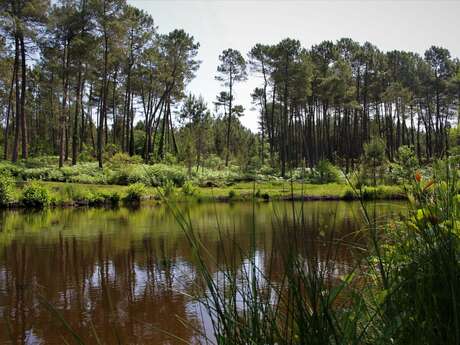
[[21, 182, 51, 208], [181, 180, 196, 196], [123, 183, 146, 203], [161, 179, 176, 197]]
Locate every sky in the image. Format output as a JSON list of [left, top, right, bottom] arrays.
[[128, 0, 460, 132]]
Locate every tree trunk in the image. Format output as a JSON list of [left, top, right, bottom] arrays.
[[12, 34, 20, 163], [4, 65, 16, 160], [19, 32, 28, 160], [225, 71, 233, 167], [72, 66, 82, 165]]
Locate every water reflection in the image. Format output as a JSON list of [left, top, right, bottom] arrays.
[[0, 201, 404, 344]]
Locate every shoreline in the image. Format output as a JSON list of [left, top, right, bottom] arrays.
[[0, 181, 406, 210]]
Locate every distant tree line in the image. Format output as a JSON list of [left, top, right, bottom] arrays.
[[248, 39, 460, 175], [0, 0, 459, 175]]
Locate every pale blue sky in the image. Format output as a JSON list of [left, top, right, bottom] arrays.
[[128, 0, 460, 132]]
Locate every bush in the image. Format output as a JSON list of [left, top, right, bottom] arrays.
[[0, 173, 15, 206], [23, 156, 59, 168], [228, 190, 236, 199], [123, 183, 146, 202], [21, 182, 51, 208], [203, 154, 225, 170], [361, 137, 387, 186], [0, 161, 22, 177], [145, 164, 187, 187], [107, 191, 120, 205], [309, 160, 341, 184], [163, 152, 178, 165], [389, 145, 419, 183], [110, 152, 143, 166], [78, 144, 95, 162]]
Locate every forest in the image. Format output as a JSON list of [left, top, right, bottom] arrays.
[[0, 0, 459, 178]]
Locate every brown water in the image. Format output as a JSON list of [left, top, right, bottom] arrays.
[[0, 201, 404, 344]]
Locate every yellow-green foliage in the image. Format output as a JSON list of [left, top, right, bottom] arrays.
[[123, 183, 147, 202], [0, 173, 15, 206], [21, 182, 51, 208]]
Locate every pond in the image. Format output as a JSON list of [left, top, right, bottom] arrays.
[[0, 201, 404, 344]]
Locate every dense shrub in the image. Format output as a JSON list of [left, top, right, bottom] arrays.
[[110, 152, 143, 166], [109, 165, 146, 185], [123, 183, 146, 202], [23, 156, 59, 168], [21, 167, 53, 180], [360, 137, 387, 186], [309, 160, 341, 184], [0, 161, 22, 177], [68, 173, 106, 184], [389, 145, 419, 184], [0, 173, 15, 206], [192, 167, 242, 187], [21, 182, 51, 208], [203, 154, 225, 170], [145, 164, 187, 187], [78, 144, 96, 162]]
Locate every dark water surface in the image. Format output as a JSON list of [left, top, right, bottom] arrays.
[[0, 201, 404, 344]]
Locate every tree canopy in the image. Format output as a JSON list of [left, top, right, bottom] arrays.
[[0, 0, 459, 173]]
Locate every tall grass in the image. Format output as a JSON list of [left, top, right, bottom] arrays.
[[172, 157, 460, 345]]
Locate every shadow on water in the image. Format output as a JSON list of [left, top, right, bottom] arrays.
[[0, 200, 404, 344]]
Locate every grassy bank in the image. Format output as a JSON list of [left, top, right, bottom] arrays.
[[0, 156, 406, 209], [0, 180, 405, 209]]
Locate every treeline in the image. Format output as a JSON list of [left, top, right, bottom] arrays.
[[248, 40, 460, 175], [1, 0, 459, 176]]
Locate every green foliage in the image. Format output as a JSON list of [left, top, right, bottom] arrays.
[[0, 161, 22, 177], [110, 152, 143, 166], [390, 145, 419, 183], [228, 189, 236, 199], [361, 137, 387, 186], [161, 179, 176, 197], [21, 182, 51, 208], [181, 180, 196, 196], [0, 173, 15, 206], [108, 165, 145, 185], [145, 164, 187, 187], [162, 152, 178, 165], [309, 160, 341, 184], [377, 159, 460, 344], [203, 154, 225, 170], [78, 144, 96, 162], [342, 188, 355, 200], [123, 183, 146, 202]]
